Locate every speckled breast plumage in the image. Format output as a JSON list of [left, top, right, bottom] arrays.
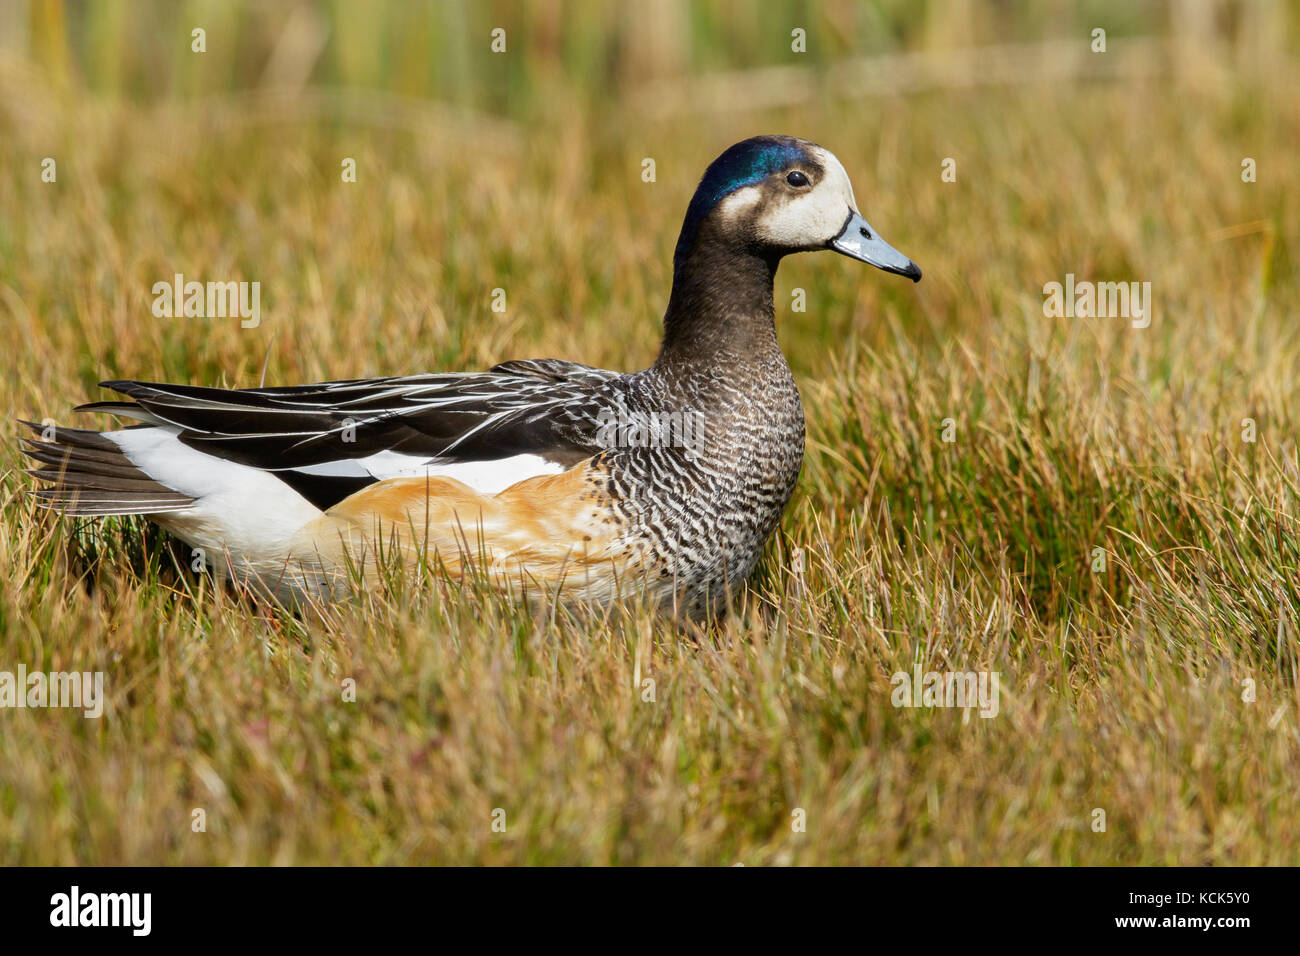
[[590, 349, 806, 616]]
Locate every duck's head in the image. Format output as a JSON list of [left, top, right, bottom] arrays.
[[674, 134, 921, 282]]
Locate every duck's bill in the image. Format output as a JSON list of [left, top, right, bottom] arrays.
[[829, 210, 922, 282]]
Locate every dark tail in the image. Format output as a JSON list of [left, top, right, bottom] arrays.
[[19, 420, 195, 516]]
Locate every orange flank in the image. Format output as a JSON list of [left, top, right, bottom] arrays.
[[289, 458, 640, 603]]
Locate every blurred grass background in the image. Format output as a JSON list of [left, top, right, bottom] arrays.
[[4, 1, 1296, 107], [1, 0, 1299, 865]]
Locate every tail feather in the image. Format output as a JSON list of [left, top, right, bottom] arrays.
[[18, 420, 196, 516], [72, 401, 164, 425], [17, 420, 120, 451], [27, 488, 196, 516], [22, 439, 145, 479]]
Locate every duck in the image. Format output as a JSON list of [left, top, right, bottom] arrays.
[[22, 135, 920, 619]]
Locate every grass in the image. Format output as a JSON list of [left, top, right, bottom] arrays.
[[2, 1, 1300, 864]]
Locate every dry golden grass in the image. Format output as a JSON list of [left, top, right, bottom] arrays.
[[1, 16, 1299, 864]]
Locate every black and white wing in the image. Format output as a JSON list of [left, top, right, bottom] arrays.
[[78, 359, 623, 509]]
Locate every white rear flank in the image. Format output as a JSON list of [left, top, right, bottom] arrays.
[[107, 427, 323, 573]]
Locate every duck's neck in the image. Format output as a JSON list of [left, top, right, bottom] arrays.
[[655, 234, 782, 371]]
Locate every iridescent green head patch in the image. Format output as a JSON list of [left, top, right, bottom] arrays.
[[675, 136, 813, 264]]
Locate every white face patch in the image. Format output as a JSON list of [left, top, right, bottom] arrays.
[[715, 184, 764, 224], [753, 145, 859, 249]]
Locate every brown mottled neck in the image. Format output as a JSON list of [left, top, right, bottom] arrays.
[[655, 223, 783, 371]]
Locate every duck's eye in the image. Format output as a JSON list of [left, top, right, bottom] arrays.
[[786, 170, 810, 188]]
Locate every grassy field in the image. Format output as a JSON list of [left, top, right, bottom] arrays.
[[1, 1, 1299, 864]]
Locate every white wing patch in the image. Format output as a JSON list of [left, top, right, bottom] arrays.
[[418, 454, 565, 494], [288, 450, 564, 495]]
